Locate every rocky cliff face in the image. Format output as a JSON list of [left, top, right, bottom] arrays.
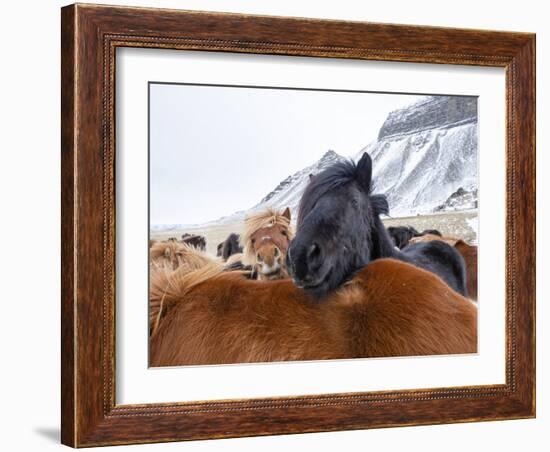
[[377, 96, 477, 140]]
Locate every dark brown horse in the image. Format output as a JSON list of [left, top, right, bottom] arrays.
[[149, 258, 477, 366], [216, 233, 243, 260], [181, 233, 206, 251]]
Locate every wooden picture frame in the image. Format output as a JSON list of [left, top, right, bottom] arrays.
[[61, 3, 535, 447]]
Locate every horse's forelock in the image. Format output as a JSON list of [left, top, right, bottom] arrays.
[[298, 159, 359, 226]]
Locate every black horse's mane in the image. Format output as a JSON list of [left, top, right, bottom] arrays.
[[298, 159, 389, 226]]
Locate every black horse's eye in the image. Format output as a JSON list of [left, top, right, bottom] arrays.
[[251, 238, 256, 244], [281, 230, 287, 237]]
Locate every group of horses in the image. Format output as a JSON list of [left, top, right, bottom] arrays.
[[148, 152, 478, 366], [150, 232, 206, 253]]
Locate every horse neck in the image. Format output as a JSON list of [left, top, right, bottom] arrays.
[[369, 216, 400, 260]]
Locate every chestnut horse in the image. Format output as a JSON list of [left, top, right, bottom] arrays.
[[409, 234, 478, 301], [149, 241, 221, 334], [241, 207, 294, 280], [149, 258, 477, 366]]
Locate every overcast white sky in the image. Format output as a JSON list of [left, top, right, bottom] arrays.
[[150, 83, 422, 225]]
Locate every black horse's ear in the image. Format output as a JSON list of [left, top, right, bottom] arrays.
[[356, 153, 373, 192], [370, 194, 389, 216]]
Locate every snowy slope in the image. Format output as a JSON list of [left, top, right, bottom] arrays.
[[354, 96, 478, 216], [357, 123, 478, 216]]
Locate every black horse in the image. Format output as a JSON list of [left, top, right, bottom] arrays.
[[387, 226, 442, 249], [286, 152, 467, 300], [216, 233, 243, 260], [387, 226, 419, 249]]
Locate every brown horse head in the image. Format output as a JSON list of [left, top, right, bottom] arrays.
[[250, 224, 289, 280], [243, 207, 294, 280]]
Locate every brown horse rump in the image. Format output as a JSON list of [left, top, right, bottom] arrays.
[[150, 259, 477, 366]]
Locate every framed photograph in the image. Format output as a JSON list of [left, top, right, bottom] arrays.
[[61, 4, 535, 447]]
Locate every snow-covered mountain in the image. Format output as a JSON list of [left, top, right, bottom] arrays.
[[244, 95, 478, 221], [152, 150, 348, 230], [253, 150, 347, 215], [200, 150, 348, 226], [355, 96, 478, 217], [152, 96, 478, 230]]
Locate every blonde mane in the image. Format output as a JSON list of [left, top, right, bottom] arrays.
[[241, 208, 294, 264]]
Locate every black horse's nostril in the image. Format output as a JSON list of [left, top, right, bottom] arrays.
[[287, 240, 323, 282], [308, 242, 320, 258], [306, 242, 322, 269]]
